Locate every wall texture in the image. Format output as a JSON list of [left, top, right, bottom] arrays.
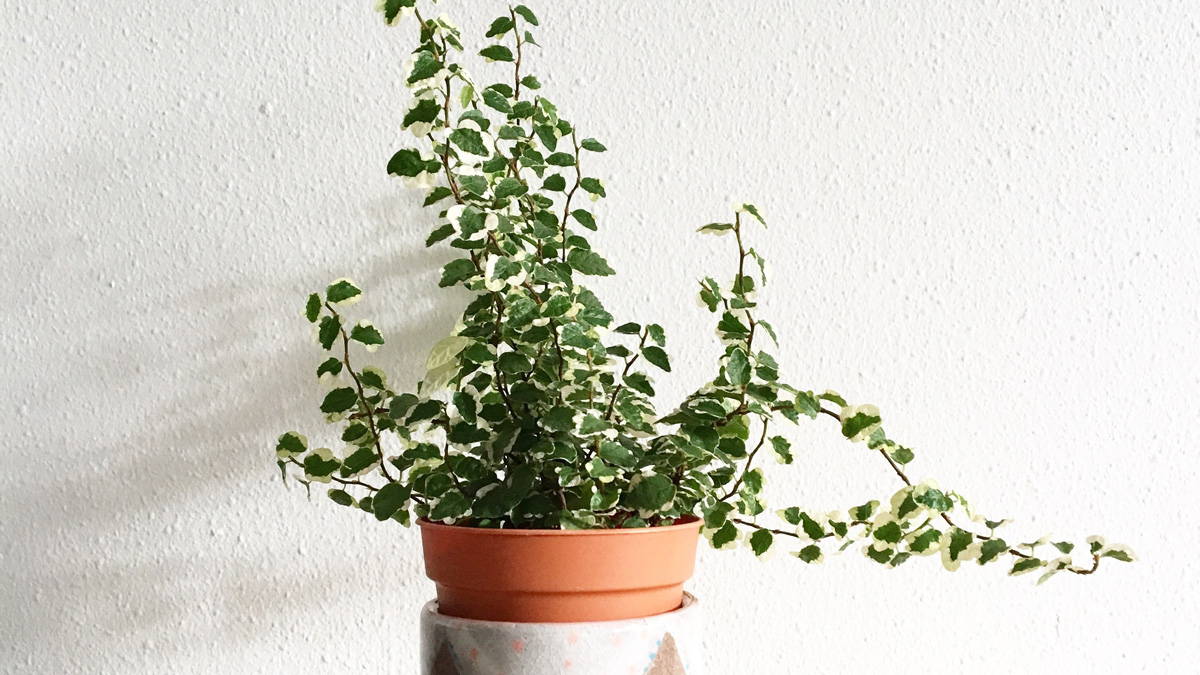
[[3, 1, 1198, 673]]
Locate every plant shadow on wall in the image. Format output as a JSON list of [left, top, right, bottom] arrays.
[[275, 0, 1133, 594], [5, 193, 451, 660]]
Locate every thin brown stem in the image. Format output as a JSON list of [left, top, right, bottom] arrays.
[[559, 133, 581, 262], [324, 302, 395, 483], [604, 329, 647, 421], [509, 6, 524, 98], [719, 420, 770, 502]]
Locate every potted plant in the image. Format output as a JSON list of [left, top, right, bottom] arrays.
[[275, 0, 1132, 626]]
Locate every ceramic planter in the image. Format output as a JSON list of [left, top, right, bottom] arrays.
[[417, 517, 702, 622], [420, 592, 701, 674]]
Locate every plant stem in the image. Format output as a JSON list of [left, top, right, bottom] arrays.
[[325, 302, 395, 483]]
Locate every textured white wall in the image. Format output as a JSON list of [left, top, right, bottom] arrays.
[[3, 1, 1198, 673]]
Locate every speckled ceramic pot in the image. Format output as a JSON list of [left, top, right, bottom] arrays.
[[420, 593, 701, 675]]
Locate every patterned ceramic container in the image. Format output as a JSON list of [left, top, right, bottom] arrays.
[[420, 593, 701, 674]]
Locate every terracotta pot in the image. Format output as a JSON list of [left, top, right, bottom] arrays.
[[417, 517, 702, 623]]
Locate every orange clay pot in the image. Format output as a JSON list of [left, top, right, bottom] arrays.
[[417, 517, 702, 623]]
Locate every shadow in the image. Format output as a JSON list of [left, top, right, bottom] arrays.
[[3, 182, 462, 665]]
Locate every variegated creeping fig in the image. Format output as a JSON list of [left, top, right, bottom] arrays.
[[275, 0, 1133, 582]]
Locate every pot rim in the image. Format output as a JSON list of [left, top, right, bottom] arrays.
[[416, 514, 701, 537]]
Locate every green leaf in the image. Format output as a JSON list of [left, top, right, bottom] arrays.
[[628, 474, 675, 511], [711, 521, 738, 548], [341, 423, 369, 444], [494, 177, 527, 199], [571, 209, 597, 230], [304, 293, 321, 322], [542, 174, 566, 191], [318, 315, 341, 350], [850, 501, 878, 521], [341, 446, 379, 476], [645, 323, 666, 346], [373, 482, 409, 521], [402, 98, 441, 128], [566, 249, 615, 276], [513, 4, 539, 25], [405, 399, 442, 424], [841, 410, 882, 441], [578, 414, 609, 435], [439, 259, 476, 287], [1102, 548, 1135, 562], [1010, 557, 1045, 576], [1052, 541, 1075, 555], [979, 538, 1009, 564], [449, 128, 488, 156], [770, 436, 793, 464], [320, 387, 357, 414], [726, 348, 750, 386], [429, 490, 470, 520], [704, 502, 734, 528], [598, 441, 636, 468], [534, 124, 557, 150], [458, 174, 488, 196], [407, 50, 440, 83], [387, 148, 425, 177], [641, 346, 671, 372], [485, 16, 514, 37], [350, 322, 384, 346], [423, 186, 453, 207], [741, 203, 765, 224], [479, 45, 514, 62], [794, 391, 820, 419], [717, 312, 749, 337], [910, 528, 942, 553], [891, 446, 915, 465], [275, 432, 307, 457], [697, 222, 734, 235], [327, 489, 354, 507], [799, 512, 825, 540], [381, 0, 415, 25], [947, 528, 973, 561], [326, 279, 362, 304], [915, 488, 952, 512], [425, 223, 455, 247], [866, 545, 893, 564], [796, 544, 823, 563], [496, 351, 531, 374], [447, 422, 489, 444], [541, 406, 574, 433], [580, 138, 606, 152], [749, 529, 773, 556], [545, 152, 575, 166], [482, 87, 512, 113], [303, 451, 339, 480], [579, 177, 605, 197], [874, 521, 903, 544], [316, 357, 342, 379]]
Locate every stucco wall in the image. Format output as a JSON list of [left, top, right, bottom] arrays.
[[3, 1, 1198, 672]]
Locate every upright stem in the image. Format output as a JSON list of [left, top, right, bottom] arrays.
[[324, 302, 395, 483]]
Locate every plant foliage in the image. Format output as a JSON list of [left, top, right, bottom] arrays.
[[274, 1, 1133, 581]]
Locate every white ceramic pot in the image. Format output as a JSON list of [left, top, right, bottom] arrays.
[[420, 593, 701, 674]]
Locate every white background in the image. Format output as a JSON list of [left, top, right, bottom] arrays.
[[3, 1, 1198, 673]]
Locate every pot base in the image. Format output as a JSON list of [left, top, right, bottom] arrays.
[[420, 593, 701, 675]]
